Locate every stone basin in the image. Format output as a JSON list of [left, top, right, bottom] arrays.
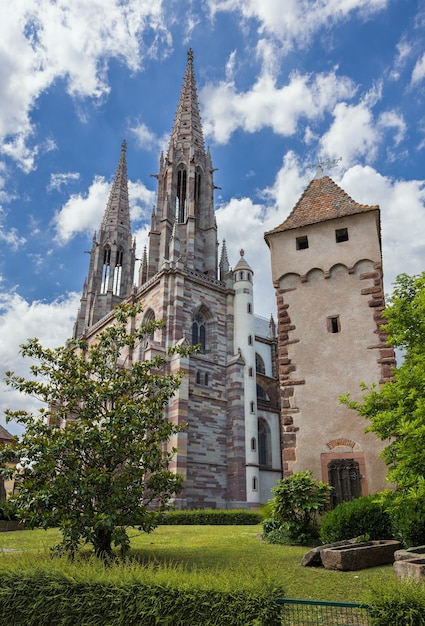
[[321, 540, 401, 571], [394, 557, 425, 583]]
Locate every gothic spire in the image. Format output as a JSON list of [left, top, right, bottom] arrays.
[[170, 48, 204, 151], [101, 140, 131, 234]]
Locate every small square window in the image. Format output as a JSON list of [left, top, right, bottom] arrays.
[[335, 228, 348, 243], [296, 236, 309, 250], [327, 316, 341, 333]]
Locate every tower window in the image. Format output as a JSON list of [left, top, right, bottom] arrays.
[[247, 302, 252, 314], [335, 228, 349, 243], [251, 437, 256, 451], [112, 248, 123, 296], [258, 419, 271, 467], [327, 315, 341, 333], [194, 169, 202, 215], [204, 372, 209, 386], [252, 477, 258, 491], [177, 168, 187, 223], [248, 335, 253, 345], [296, 236, 309, 250], [250, 401, 255, 413], [249, 367, 254, 377], [100, 246, 111, 294], [192, 313, 206, 353]]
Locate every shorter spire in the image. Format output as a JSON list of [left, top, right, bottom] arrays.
[[219, 239, 230, 279]]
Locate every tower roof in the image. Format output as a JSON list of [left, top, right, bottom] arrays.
[[169, 48, 204, 150], [266, 174, 379, 236], [234, 249, 253, 273], [101, 140, 131, 233]]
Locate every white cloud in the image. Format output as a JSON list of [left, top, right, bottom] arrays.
[[0, 0, 173, 169], [0, 290, 81, 435], [48, 172, 80, 192], [208, 0, 388, 51], [130, 122, 169, 154], [411, 52, 425, 85], [201, 67, 356, 144], [0, 207, 26, 250], [53, 176, 155, 244]]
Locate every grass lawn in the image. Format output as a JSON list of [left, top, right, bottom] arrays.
[[0, 524, 394, 603]]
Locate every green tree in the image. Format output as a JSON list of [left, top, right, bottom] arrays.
[[340, 272, 425, 491], [0, 302, 191, 559]]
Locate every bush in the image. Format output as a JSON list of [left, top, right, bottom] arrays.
[[387, 486, 425, 548], [264, 471, 332, 546], [0, 561, 283, 626], [319, 494, 393, 544], [158, 509, 262, 525], [368, 579, 425, 625], [0, 498, 17, 521]]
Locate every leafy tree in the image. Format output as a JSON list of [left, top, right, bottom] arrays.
[[264, 470, 332, 545], [340, 272, 425, 491], [0, 302, 191, 559]]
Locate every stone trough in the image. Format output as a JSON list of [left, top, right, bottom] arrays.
[[394, 545, 425, 582], [320, 540, 401, 571]]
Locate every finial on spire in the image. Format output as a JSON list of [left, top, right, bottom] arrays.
[[121, 139, 127, 152], [187, 48, 194, 63], [240, 248, 244, 257]]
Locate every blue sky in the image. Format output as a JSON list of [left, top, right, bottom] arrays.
[[1, 0, 425, 432]]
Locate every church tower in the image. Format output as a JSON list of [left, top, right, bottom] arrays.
[[73, 50, 282, 509], [265, 171, 395, 504], [74, 141, 136, 338]]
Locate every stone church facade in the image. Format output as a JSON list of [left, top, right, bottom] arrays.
[[73, 50, 282, 509], [73, 50, 393, 509]]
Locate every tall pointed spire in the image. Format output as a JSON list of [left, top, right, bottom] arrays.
[[102, 140, 131, 235], [73, 140, 136, 338], [170, 48, 204, 151]]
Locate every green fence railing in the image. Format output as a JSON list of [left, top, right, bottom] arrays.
[[276, 597, 373, 625]]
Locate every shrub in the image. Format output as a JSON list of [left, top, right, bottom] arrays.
[[0, 498, 17, 521], [264, 471, 332, 546], [158, 509, 262, 525], [319, 494, 393, 544], [387, 485, 425, 548], [368, 579, 425, 625]]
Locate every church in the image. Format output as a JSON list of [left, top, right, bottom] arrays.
[[73, 49, 393, 509]]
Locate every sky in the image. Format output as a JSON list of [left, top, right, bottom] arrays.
[[0, 0, 424, 433]]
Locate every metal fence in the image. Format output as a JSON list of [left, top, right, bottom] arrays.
[[276, 597, 373, 625]]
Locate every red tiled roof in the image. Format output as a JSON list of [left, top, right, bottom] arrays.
[[266, 175, 379, 235]]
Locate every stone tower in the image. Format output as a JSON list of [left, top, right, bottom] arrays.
[[73, 50, 282, 509], [74, 141, 136, 338], [265, 172, 395, 504]]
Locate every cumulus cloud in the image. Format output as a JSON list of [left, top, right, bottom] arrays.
[[53, 176, 155, 244], [208, 0, 388, 51], [130, 122, 169, 154], [0, 290, 81, 434], [48, 172, 80, 192], [0, 0, 173, 169], [201, 66, 356, 144]]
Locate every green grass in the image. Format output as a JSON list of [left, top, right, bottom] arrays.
[[0, 525, 394, 602]]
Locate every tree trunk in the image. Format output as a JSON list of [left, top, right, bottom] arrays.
[[93, 527, 113, 559]]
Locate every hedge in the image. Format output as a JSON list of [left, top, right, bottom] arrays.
[[158, 509, 263, 525], [0, 556, 282, 626]]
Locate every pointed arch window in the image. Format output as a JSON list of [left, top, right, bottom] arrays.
[[192, 312, 206, 353], [194, 168, 202, 215], [100, 246, 111, 294], [256, 353, 266, 374], [177, 168, 187, 223], [112, 248, 123, 296], [258, 419, 272, 467]]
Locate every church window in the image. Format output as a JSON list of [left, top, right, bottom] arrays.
[[192, 313, 206, 353], [327, 315, 341, 334], [196, 371, 201, 384], [251, 437, 256, 451], [296, 236, 309, 250], [112, 248, 123, 296], [177, 169, 187, 222], [252, 477, 258, 491], [100, 246, 111, 293], [257, 384, 270, 402], [256, 353, 266, 374], [194, 169, 202, 215], [258, 419, 271, 467], [335, 228, 349, 243], [204, 372, 209, 385]]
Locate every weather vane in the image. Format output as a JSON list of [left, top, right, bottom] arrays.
[[307, 156, 342, 177]]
